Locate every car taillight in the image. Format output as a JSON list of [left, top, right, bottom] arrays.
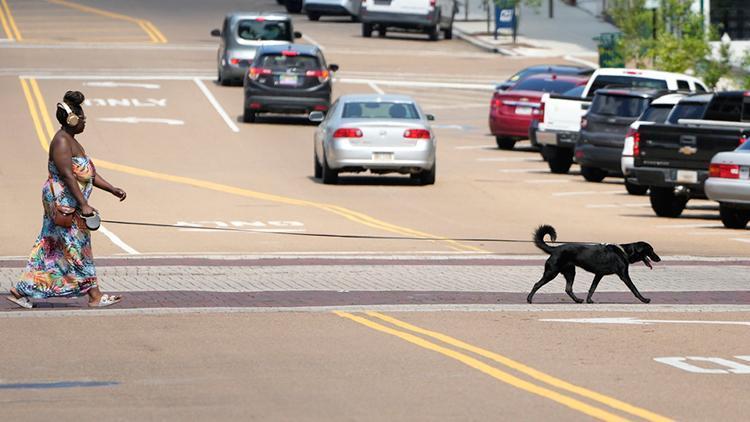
[[740, 135, 748, 145], [333, 128, 363, 138], [538, 101, 545, 123], [633, 131, 641, 156], [429, 0, 436, 7], [709, 163, 740, 179], [306, 69, 330, 83], [281, 50, 299, 56], [249, 67, 272, 80], [580, 117, 588, 129], [230, 58, 240, 65], [491, 95, 501, 109], [404, 129, 431, 139]]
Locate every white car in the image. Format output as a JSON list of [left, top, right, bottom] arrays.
[[310, 94, 436, 185], [705, 140, 750, 229], [360, 0, 457, 41], [621, 93, 685, 194], [303, 0, 361, 21]]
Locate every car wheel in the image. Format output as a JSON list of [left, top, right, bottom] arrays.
[[218, 68, 231, 86], [624, 180, 648, 195], [427, 25, 439, 41], [545, 146, 572, 174], [308, 12, 320, 21], [719, 204, 750, 229], [285, 0, 303, 13], [314, 150, 323, 179], [649, 186, 688, 218], [443, 25, 453, 40], [362, 23, 373, 38], [378, 26, 387, 37], [580, 166, 607, 182], [413, 162, 436, 185], [495, 136, 515, 150], [321, 153, 338, 184], [243, 108, 256, 123], [351, 14, 360, 23]]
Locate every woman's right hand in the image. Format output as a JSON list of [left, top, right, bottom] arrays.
[[79, 204, 95, 217]]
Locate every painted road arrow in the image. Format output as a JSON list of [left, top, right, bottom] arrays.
[[84, 81, 160, 89], [539, 317, 750, 327], [98, 117, 184, 126]]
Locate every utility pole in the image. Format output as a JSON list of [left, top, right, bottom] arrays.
[[549, 0, 554, 19]]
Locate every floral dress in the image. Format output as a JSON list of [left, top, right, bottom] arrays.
[[16, 156, 98, 298]]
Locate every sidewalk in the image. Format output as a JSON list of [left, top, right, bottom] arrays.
[[453, 0, 618, 64]]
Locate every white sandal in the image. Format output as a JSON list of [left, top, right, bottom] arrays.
[[89, 294, 122, 308], [6, 295, 33, 309]]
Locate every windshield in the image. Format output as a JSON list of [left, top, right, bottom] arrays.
[[257, 54, 320, 70], [589, 94, 649, 117], [342, 102, 420, 119], [237, 20, 291, 41], [561, 85, 585, 97], [737, 139, 750, 151], [589, 75, 668, 95], [639, 104, 673, 123], [667, 102, 708, 124], [512, 78, 581, 94]]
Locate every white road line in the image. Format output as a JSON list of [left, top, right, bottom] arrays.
[[193, 78, 240, 133], [655, 223, 724, 229], [525, 179, 570, 184], [301, 34, 325, 51], [730, 238, 750, 243], [339, 78, 494, 91], [455, 145, 494, 150], [422, 103, 487, 110], [368, 81, 385, 95], [477, 157, 540, 162], [97, 225, 140, 255], [563, 54, 600, 69], [553, 190, 624, 197], [84, 81, 161, 89], [585, 203, 650, 208], [497, 168, 544, 173]]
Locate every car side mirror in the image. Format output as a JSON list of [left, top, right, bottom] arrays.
[[581, 103, 590, 110], [211, 29, 221, 37], [426, 114, 435, 121], [309, 111, 325, 122], [328, 64, 339, 72], [495, 84, 510, 91], [294, 31, 302, 39]]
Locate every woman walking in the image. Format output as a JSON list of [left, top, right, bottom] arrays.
[[7, 91, 127, 309]]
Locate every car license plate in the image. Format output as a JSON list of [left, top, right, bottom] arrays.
[[279, 75, 298, 86], [741, 166, 750, 179], [372, 152, 394, 161], [536, 131, 557, 145], [676, 170, 698, 184], [515, 106, 532, 115]]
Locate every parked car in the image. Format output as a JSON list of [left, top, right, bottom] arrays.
[[284, 0, 304, 13], [535, 68, 708, 174], [575, 88, 670, 183], [212, 12, 302, 86], [633, 91, 750, 217], [490, 73, 589, 150], [310, 94, 436, 185], [496, 64, 594, 91], [360, 0, 457, 41], [621, 93, 686, 195], [304, 0, 361, 21], [243, 44, 339, 122], [705, 140, 750, 228]]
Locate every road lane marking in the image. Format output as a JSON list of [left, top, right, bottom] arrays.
[[339, 78, 494, 91], [47, 0, 167, 43], [0, 0, 20, 40], [366, 311, 672, 422], [301, 33, 324, 51], [335, 311, 634, 422], [84, 81, 161, 89], [477, 157, 539, 162], [540, 317, 750, 327], [193, 77, 240, 133], [21, 78, 482, 253], [367, 81, 385, 95], [553, 190, 623, 197], [454, 144, 494, 150], [21, 78, 139, 255], [98, 117, 184, 125], [0, 0, 14, 40], [586, 203, 649, 208]]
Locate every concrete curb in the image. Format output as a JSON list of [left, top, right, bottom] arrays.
[[453, 27, 517, 56]]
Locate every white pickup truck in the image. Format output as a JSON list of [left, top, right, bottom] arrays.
[[534, 68, 707, 174]]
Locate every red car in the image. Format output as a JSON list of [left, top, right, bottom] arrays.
[[489, 73, 589, 149]]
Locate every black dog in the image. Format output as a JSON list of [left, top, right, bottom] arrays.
[[527, 225, 661, 304]]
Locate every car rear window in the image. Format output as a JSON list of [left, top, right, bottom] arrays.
[[342, 102, 419, 119], [257, 53, 320, 70], [737, 139, 750, 151], [588, 75, 668, 95], [238, 20, 291, 41], [589, 94, 649, 118], [639, 104, 673, 123], [512, 78, 580, 94], [667, 102, 709, 123]]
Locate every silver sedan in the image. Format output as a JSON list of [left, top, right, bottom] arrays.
[[310, 94, 436, 185], [705, 140, 750, 228]]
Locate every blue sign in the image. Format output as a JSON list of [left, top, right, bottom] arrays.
[[495, 6, 515, 30]]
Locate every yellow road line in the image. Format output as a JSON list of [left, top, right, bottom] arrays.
[[47, 0, 166, 43], [0, 0, 13, 40], [1, 0, 21, 40], [367, 311, 673, 422], [20, 78, 481, 252], [335, 311, 631, 422]]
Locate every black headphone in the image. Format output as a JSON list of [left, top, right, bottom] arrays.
[[57, 102, 80, 126]]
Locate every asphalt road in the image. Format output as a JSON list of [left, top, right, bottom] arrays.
[[0, 1, 748, 421]]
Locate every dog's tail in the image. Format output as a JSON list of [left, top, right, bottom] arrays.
[[533, 225, 557, 254]]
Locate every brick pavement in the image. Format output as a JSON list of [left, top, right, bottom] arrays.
[[1, 255, 749, 311]]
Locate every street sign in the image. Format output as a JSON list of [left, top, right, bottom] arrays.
[[494, 6, 516, 41]]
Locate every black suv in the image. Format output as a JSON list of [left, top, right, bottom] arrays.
[[242, 44, 339, 123], [575, 88, 668, 182]]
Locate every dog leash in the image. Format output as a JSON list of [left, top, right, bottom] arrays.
[[100, 219, 597, 244]]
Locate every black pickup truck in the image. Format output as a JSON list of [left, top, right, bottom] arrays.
[[633, 91, 750, 217]]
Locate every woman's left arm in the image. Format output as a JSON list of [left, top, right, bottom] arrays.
[[93, 173, 127, 201]]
